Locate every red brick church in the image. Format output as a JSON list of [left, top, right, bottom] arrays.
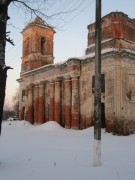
[[17, 12, 135, 132]]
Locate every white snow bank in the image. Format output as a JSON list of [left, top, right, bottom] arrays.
[[35, 121, 64, 131], [2, 120, 31, 128], [0, 120, 135, 180]]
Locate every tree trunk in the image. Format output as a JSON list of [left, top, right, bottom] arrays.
[[0, 68, 7, 134], [0, 4, 8, 135]]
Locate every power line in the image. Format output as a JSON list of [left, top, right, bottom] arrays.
[[54, 0, 95, 29], [52, 0, 85, 27], [65, 0, 95, 24]]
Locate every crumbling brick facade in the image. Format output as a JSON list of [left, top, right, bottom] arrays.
[[17, 12, 135, 132], [21, 17, 55, 73]]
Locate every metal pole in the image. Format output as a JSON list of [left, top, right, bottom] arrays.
[[93, 0, 102, 166]]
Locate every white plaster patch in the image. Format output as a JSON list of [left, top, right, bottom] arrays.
[[93, 139, 101, 166]]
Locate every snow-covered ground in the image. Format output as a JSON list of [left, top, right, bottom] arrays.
[[0, 120, 135, 180]]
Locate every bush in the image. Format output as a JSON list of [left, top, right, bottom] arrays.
[[113, 118, 131, 136]]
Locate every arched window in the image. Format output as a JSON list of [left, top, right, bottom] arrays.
[[41, 37, 45, 54]]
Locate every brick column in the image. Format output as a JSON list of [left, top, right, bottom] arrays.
[[61, 80, 65, 127], [27, 84, 34, 124], [19, 88, 26, 120], [71, 77, 79, 129], [45, 82, 49, 122], [19, 109, 21, 120], [25, 87, 29, 120], [50, 81, 55, 121], [38, 81, 45, 124], [20, 107, 24, 120], [54, 80, 61, 124], [34, 83, 39, 124], [65, 78, 71, 128]]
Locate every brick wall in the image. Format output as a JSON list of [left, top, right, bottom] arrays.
[[86, 12, 135, 55], [21, 17, 55, 73]]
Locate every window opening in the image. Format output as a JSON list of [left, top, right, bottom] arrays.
[[41, 37, 45, 54]]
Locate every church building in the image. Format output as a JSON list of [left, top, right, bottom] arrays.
[[17, 12, 135, 132]]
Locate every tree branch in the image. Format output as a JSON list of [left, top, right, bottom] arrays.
[[0, 0, 13, 6], [11, 0, 76, 25], [4, 66, 13, 71], [6, 31, 14, 45], [12, 0, 50, 19]]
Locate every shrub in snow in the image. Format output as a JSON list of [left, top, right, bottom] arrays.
[[112, 118, 131, 136]]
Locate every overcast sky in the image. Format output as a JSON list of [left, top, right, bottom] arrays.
[[5, 0, 135, 106]]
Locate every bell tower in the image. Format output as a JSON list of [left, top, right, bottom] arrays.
[[21, 17, 55, 73]]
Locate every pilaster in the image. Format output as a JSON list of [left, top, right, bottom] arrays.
[[24, 87, 28, 120], [64, 78, 71, 128], [44, 82, 49, 122], [27, 84, 34, 124], [114, 61, 122, 124], [38, 81, 45, 124], [50, 81, 55, 121], [20, 107, 24, 120], [71, 77, 79, 129], [34, 83, 39, 124], [54, 80, 61, 124]]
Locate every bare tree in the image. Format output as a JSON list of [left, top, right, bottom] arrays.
[[0, 0, 57, 134], [3, 100, 14, 120], [12, 87, 19, 117]]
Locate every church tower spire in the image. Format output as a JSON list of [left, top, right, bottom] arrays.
[[21, 17, 55, 73]]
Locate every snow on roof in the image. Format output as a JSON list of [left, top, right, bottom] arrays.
[[80, 48, 135, 60], [21, 48, 135, 76], [87, 38, 114, 48], [20, 58, 77, 76]]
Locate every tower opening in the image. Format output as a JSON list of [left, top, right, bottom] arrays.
[[41, 37, 45, 55]]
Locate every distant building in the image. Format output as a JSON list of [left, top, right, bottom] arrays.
[[17, 12, 135, 132]]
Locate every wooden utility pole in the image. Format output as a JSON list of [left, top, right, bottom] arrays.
[[93, 0, 102, 166]]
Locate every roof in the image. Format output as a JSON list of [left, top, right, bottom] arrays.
[[88, 11, 135, 29], [22, 16, 55, 33]]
